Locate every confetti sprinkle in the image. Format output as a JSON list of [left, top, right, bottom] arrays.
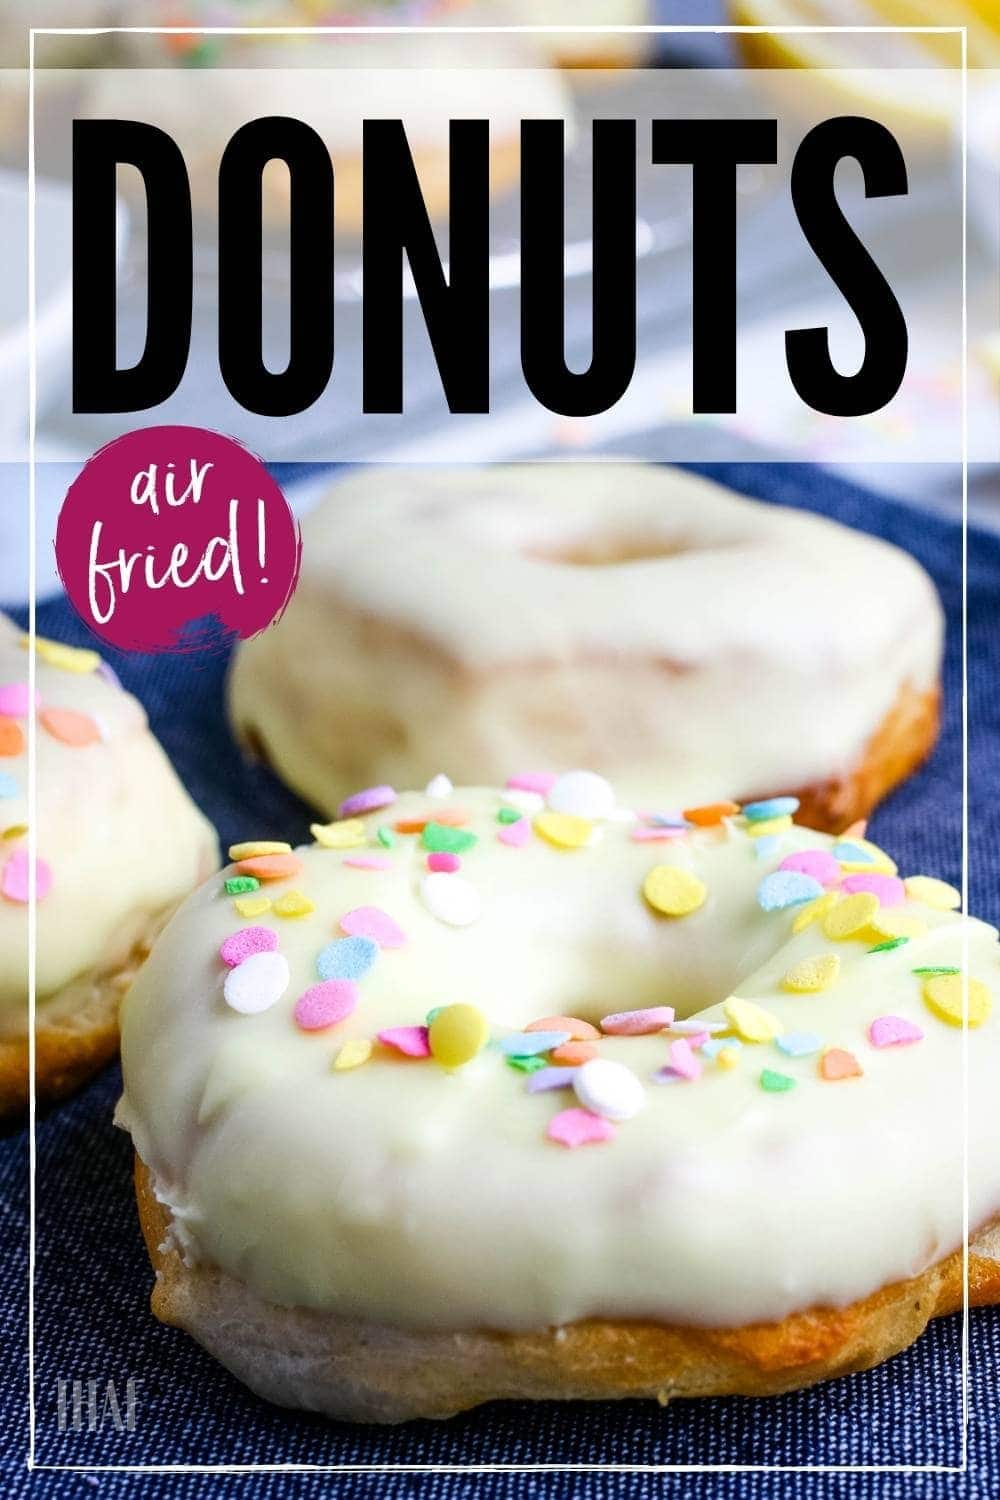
[[295, 980, 359, 1031], [663, 1038, 702, 1081], [792, 892, 839, 933], [716, 1045, 740, 1070], [343, 854, 394, 871], [316, 936, 379, 982], [39, 706, 101, 747], [0, 721, 25, 757], [498, 817, 531, 848], [234, 895, 271, 918], [820, 1048, 863, 1081], [904, 876, 961, 911], [1, 848, 52, 903], [526, 1066, 578, 1093], [834, 839, 897, 874], [428, 1003, 489, 1067], [220, 926, 279, 968], [547, 770, 616, 820], [340, 906, 406, 948], [724, 997, 784, 1043], [631, 824, 688, 843], [507, 771, 557, 795], [547, 1106, 617, 1148], [760, 1068, 796, 1093], [775, 1031, 822, 1058], [753, 835, 781, 861], [702, 1036, 744, 1060], [425, 773, 454, 799], [507, 1053, 547, 1074], [234, 853, 302, 882], [395, 808, 469, 834], [420, 872, 482, 926], [0, 683, 36, 718], [229, 840, 292, 861], [528, 1014, 600, 1041], [376, 826, 396, 848], [682, 800, 740, 826], [841, 872, 905, 906], [311, 819, 366, 849], [744, 796, 799, 822], [781, 953, 840, 993], [421, 822, 477, 855], [0, 773, 18, 798], [869, 1015, 924, 1048], [499, 1030, 570, 1056], [550, 1041, 599, 1065], [31, 637, 100, 673], [273, 891, 315, 919], [746, 815, 793, 838], [778, 849, 841, 886], [333, 1038, 373, 1071], [223, 951, 289, 1014], [378, 1024, 431, 1057], [497, 807, 522, 825], [338, 784, 396, 819], [427, 851, 461, 872], [225, 875, 260, 895], [822, 892, 880, 940], [601, 1006, 675, 1035], [643, 865, 707, 917], [757, 870, 824, 911], [534, 811, 594, 850], [572, 1057, 644, 1119], [670, 1018, 726, 1036], [922, 974, 992, 1029]]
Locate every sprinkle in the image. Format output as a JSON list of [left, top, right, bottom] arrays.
[[631, 824, 688, 843], [922, 975, 992, 1029], [724, 997, 784, 1043], [501, 788, 546, 815], [841, 872, 905, 906], [791, 892, 838, 932], [234, 853, 302, 882], [223, 951, 289, 1014], [744, 796, 799, 822], [1, 848, 52, 903], [424, 773, 454, 798], [670, 1018, 726, 1037], [528, 1014, 600, 1041], [225, 875, 259, 895], [781, 953, 841, 993], [550, 1041, 599, 1065], [311, 819, 366, 849], [295, 980, 359, 1031], [316, 936, 379, 982], [0, 773, 17, 798], [420, 871, 481, 926], [702, 1036, 744, 1060], [376, 826, 396, 848], [0, 683, 36, 718], [663, 1038, 701, 1081], [572, 1057, 644, 1119], [757, 870, 823, 911], [338, 785, 396, 819], [601, 1006, 675, 1035], [835, 839, 897, 875], [746, 815, 793, 838], [507, 1053, 547, 1074], [0, 721, 25, 757], [753, 835, 781, 860], [869, 1015, 924, 1048], [716, 1046, 740, 1070], [2, 824, 26, 841], [32, 637, 101, 673], [868, 936, 909, 953], [506, 771, 557, 795], [868, 910, 928, 941], [234, 895, 271, 918], [499, 1030, 570, 1056], [820, 1048, 863, 1081], [344, 854, 393, 870], [39, 706, 101, 747], [377, 1025, 431, 1057], [497, 807, 522, 824], [219, 926, 278, 968], [428, 1003, 489, 1068], [229, 840, 292, 861], [273, 891, 315, 919], [547, 1106, 616, 1148], [333, 1038, 372, 1071], [760, 1068, 796, 1093], [822, 892, 880, 940], [904, 875, 961, 911], [498, 817, 531, 848], [341, 906, 406, 948], [421, 822, 477, 855], [395, 807, 469, 834], [776, 1031, 822, 1058], [534, 811, 594, 850], [682, 800, 739, 826], [832, 841, 874, 865], [526, 1066, 577, 1093], [427, 851, 461, 872], [643, 865, 707, 917], [779, 849, 841, 885], [547, 770, 616, 820], [912, 965, 960, 976], [643, 811, 690, 828]]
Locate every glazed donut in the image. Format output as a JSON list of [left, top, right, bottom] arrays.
[[118, 772, 999, 1421], [229, 465, 943, 831], [0, 616, 217, 1115]]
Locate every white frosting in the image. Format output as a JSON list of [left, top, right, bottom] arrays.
[[0, 615, 217, 1025], [229, 465, 943, 814], [117, 784, 998, 1333]]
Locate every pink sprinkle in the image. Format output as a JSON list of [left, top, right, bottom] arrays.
[[779, 849, 841, 886], [841, 873, 906, 906], [631, 825, 688, 842], [498, 817, 531, 848], [294, 980, 358, 1031], [667, 1037, 702, 1080], [680, 1029, 710, 1050], [1, 847, 52, 903], [869, 1015, 924, 1048], [601, 1006, 675, 1036], [343, 854, 393, 871], [506, 771, 557, 795], [427, 851, 461, 872], [338, 784, 396, 819], [340, 905, 406, 948], [378, 1024, 431, 1058], [0, 683, 37, 718], [546, 1106, 616, 1148], [219, 925, 278, 968]]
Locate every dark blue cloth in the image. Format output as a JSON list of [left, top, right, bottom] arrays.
[[2, 462, 998, 1498]]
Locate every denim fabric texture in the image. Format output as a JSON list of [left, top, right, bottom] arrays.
[[1, 463, 997, 1497]]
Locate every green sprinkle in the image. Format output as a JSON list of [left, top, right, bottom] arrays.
[[912, 965, 960, 976], [868, 937, 909, 953], [225, 875, 260, 895], [760, 1068, 796, 1093], [376, 826, 395, 848], [425, 1006, 443, 1025], [506, 1053, 547, 1074], [421, 822, 478, 855], [497, 807, 522, 825]]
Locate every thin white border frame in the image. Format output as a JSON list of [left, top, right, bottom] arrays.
[[24, 20, 970, 1478]]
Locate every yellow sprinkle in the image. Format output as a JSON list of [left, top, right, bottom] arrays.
[[311, 818, 367, 850], [923, 974, 992, 1029], [746, 815, 793, 838], [716, 1045, 740, 1070], [791, 891, 838, 933], [643, 864, 707, 917], [273, 890, 315, 919], [27, 635, 100, 674], [822, 892, 880, 941], [333, 1038, 373, 1071], [428, 1002, 490, 1068], [2, 824, 28, 842], [723, 996, 784, 1043], [867, 910, 928, 942], [904, 875, 961, 911], [782, 953, 841, 993], [233, 894, 272, 918], [228, 840, 292, 861], [534, 811, 594, 850], [838, 839, 897, 875]]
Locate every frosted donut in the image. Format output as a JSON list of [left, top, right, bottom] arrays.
[[229, 465, 943, 830], [0, 616, 217, 1115], [118, 774, 999, 1421]]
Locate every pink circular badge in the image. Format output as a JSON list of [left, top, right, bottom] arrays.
[[55, 425, 301, 652]]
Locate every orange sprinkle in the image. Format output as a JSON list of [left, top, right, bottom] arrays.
[[819, 1047, 863, 1081], [0, 719, 24, 757], [395, 806, 469, 834], [234, 853, 302, 881], [526, 1014, 600, 1041], [550, 1041, 599, 1066], [39, 706, 101, 747], [682, 800, 740, 826]]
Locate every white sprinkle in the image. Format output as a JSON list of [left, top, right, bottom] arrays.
[[420, 871, 482, 926], [424, 773, 454, 799], [572, 1057, 645, 1122], [547, 770, 616, 821], [500, 788, 545, 815], [668, 1018, 727, 1036], [223, 951, 290, 1014]]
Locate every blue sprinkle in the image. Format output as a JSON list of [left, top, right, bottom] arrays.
[[525, 1065, 578, 1093], [316, 936, 379, 982], [702, 1037, 743, 1060], [743, 796, 800, 822], [0, 773, 18, 799], [753, 835, 781, 861], [776, 1031, 823, 1058], [832, 841, 873, 863], [498, 1029, 570, 1056], [647, 812, 691, 829], [757, 870, 824, 912]]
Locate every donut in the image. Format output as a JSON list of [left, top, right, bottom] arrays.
[[228, 465, 943, 831], [0, 616, 218, 1115], [118, 772, 999, 1421]]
